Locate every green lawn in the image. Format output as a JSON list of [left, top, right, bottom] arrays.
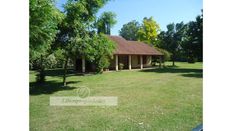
[[30, 62, 202, 131]]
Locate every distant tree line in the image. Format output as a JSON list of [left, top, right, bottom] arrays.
[[119, 11, 203, 65]]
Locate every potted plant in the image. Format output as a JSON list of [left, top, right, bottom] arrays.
[[119, 63, 124, 70]]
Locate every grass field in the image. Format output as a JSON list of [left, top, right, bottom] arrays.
[[30, 62, 202, 131]]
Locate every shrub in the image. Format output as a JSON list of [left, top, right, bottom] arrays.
[[45, 54, 57, 69], [155, 47, 171, 62], [88, 34, 116, 73], [188, 56, 197, 63], [95, 56, 110, 73], [54, 49, 65, 68]]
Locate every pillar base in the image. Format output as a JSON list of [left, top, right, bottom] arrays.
[[115, 55, 118, 71], [129, 55, 131, 70], [140, 55, 143, 69]]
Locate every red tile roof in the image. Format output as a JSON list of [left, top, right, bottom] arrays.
[[108, 36, 163, 55]]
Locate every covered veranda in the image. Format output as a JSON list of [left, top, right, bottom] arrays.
[[109, 54, 163, 71]]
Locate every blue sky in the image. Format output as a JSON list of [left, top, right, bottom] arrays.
[[56, 0, 202, 35]]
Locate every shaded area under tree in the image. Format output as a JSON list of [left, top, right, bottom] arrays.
[[30, 80, 80, 95], [30, 69, 82, 95], [140, 67, 202, 78]]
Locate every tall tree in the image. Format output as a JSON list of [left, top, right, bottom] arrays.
[[96, 11, 117, 35], [184, 12, 203, 62], [56, 0, 114, 86], [137, 17, 160, 45], [30, 0, 63, 82], [157, 22, 186, 66], [171, 22, 186, 66], [157, 10, 202, 64], [119, 20, 140, 40]]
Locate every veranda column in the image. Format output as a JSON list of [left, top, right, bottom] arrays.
[[140, 55, 143, 69], [115, 55, 118, 71], [129, 55, 132, 70], [159, 56, 162, 68], [82, 56, 85, 73]]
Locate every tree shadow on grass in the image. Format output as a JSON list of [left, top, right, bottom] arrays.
[[44, 69, 98, 77], [181, 72, 203, 78], [30, 80, 80, 95], [165, 65, 179, 68], [140, 67, 203, 78], [44, 69, 80, 77]]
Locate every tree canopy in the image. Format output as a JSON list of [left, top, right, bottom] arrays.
[[119, 20, 140, 41], [96, 11, 117, 35], [157, 11, 203, 64], [58, 0, 113, 58], [183, 13, 203, 62], [137, 17, 160, 45], [30, 0, 63, 60], [88, 34, 115, 72], [159, 22, 186, 66]]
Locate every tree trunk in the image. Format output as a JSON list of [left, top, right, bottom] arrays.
[[63, 57, 68, 86], [37, 55, 45, 83], [172, 60, 175, 66], [159, 56, 162, 68], [172, 53, 175, 66]]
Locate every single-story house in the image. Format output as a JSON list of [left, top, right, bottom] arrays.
[[74, 36, 163, 72]]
